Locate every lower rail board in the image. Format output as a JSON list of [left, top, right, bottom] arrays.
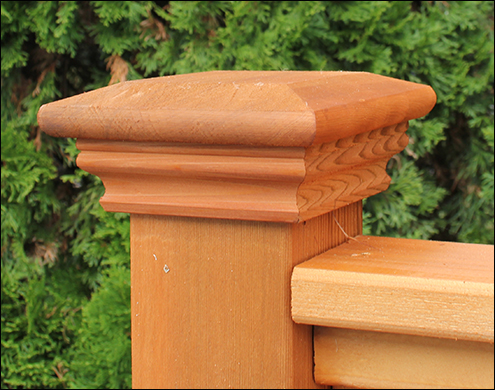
[[315, 327, 494, 389]]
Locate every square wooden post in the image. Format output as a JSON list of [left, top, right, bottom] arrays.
[[130, 206, 361, 388], [38, 71, 436, 388]]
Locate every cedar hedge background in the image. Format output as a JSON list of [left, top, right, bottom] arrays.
[[1, 1, 493, 388]]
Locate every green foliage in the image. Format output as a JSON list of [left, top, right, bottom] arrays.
[[26, 1, 85, 57], [1, 1, 493, 389], [67, 266, 131, 389], [90, 1, 150, 55], [1, 255, 87, 389]]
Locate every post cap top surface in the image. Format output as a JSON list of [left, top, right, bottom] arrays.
[[38, 70, 436, 147]]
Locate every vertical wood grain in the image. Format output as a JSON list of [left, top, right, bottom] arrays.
[[131, 202, 362, 388]]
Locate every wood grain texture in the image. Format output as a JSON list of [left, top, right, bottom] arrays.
[[39, 71, 432, 222], [76, 139, 305, 222], [75, 123, 407, 222], [292, 236, 494, 342], [297, 122, 409, 220], [38, 71, 435, 147], [131, 202, 361, 389], [314, 327, 494, 389]]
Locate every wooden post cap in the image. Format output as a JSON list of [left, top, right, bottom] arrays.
[[38, 71, 435, 146], [37, 71, 436, 222]]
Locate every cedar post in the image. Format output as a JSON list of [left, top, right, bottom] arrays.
[[38, 71, 436, 388]]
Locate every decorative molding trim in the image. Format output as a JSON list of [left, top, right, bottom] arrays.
[[38, 71, 436, 221], [76, 122, 409, 222], [76, 139, 305, 221], [298, 122, 409, 220]]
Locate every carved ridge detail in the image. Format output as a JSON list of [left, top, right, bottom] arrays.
[[298, 161, 391, 220], [304, 122, 409, 179], [297, 122, 409, 220]]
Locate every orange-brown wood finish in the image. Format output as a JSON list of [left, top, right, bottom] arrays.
[[38, 71, 435, 147], [292, 236, 494, 389], [131, 202, 362, 389], [36, 71, 442, 388], [292, 236, 494, 342], [38, 71, 435, 222], [74, 121, 409, 222], [314, 327, 494, 389]]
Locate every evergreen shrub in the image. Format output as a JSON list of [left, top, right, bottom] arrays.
[[1, 1, 493, 388]]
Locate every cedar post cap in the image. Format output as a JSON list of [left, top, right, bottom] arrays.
[[37, 71, 437, 222], [38, 70, 436, 147]]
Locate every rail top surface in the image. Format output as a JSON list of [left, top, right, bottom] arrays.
[[292, 235, 495, 342], [37, 70, 436, 147]]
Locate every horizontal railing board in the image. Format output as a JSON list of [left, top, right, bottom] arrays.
[[314, 327, 494, 389], [291, 235, 494, 342]]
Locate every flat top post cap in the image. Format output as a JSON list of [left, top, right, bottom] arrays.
[[38, 70, 436, 147]]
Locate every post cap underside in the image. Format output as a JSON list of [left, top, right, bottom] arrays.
[[38, 71, 436, 147]]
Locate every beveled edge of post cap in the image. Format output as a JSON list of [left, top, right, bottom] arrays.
[[37, 70, 436, 147]]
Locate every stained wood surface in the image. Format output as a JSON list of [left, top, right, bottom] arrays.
[[297, 122, 409, 220], [292, 236, 494, 342], [76, 139, 305, 222], [38, 71, 436, 221], [38, 71, 435, 147], [131, 202, 361, 389], [75, 122, 408, 221], [314, 327, 494, 389]]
